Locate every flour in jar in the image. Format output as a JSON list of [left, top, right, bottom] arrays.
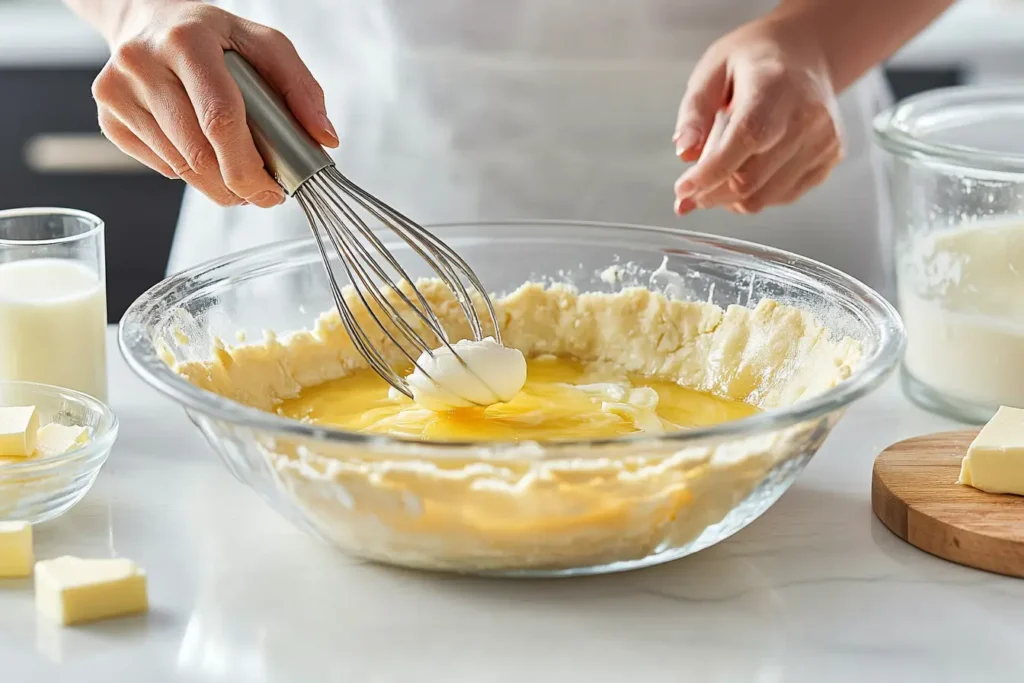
[[898, 218, 1024, 407]]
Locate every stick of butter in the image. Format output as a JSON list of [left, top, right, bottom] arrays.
[[0, 521, 33, 578], [35, 423, 90, 457], [0, 406, 40, 457], [959, 406, 1024, 495], [35, 557, 149, 626]]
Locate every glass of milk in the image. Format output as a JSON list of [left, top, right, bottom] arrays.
[[0, 208, 108, 401]]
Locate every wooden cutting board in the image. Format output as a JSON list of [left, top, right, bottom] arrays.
[[872, 430, 1024, 578]]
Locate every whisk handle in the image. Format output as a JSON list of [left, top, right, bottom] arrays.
[[224, 50, 334, 195]]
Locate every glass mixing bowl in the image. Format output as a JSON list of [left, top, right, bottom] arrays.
[[119, 221, 903, 576]]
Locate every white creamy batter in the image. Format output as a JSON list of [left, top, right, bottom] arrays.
[[898, 218, 1024, 408], [407, 337, 527, 411]]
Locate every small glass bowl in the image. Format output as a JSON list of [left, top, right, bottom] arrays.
[[0, 381, 118, 524]]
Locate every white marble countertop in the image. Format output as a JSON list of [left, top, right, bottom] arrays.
[[2, 328, 1024, 682]]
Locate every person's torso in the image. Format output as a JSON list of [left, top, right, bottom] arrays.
[[175, 0, 891, 292]]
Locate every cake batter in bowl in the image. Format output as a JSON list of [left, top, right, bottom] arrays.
[[119, 221, 903, 576]]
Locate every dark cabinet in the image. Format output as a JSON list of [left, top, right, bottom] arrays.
[[884, 66, 964, 102], [0, 66, 184, 323]]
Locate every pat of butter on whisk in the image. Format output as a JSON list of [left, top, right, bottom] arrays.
[[959, 406, 1024, 495], [0, 406, 39, 457], [35, 557, 148, 626]]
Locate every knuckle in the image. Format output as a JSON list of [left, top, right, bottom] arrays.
[[796, 101, 833, 131], [221, 166, 264, 194], [160, 22, 201, 50], [91, 65, 127, 102], [233, 20, 291, 53], [189, 179, 243, 207], [731, 170, 756, 194], [90, 72, 114, 102], [757, 59, 788, 84], [735, 114, 769, 146], [96, 110, 120, 138], [168, 157, 193, 177], [248, 189, 282, 207], [738, 184, 761, 201], [199, 104, 242, 140], [109, 40, 150, 72], [302, 75, 326, 103], [185, 144, 218, 175], [801, 110, 828, 132], [262, 27, 293, 49]]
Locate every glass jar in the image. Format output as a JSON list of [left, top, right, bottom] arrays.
[[874, 86, 1024, 423]]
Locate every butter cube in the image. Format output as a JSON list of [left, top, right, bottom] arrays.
[[35, 557, 149, 626], [35, 423, 90, 457], [0, 406, 39, 457], [0, 521, 33, 577], [959, 406, 1024, 495]]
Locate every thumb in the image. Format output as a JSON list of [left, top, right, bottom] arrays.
[[236, 24, 339, 148], [674, 60, 729, 161]]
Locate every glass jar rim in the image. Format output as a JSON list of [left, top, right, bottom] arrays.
[[873, 85, 1024, 175], [0, 207, 105, 247]]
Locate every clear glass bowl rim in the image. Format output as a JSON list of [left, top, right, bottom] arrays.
[[118, 220, 905, 456], [873, 85, 1024, 174], [0, 380, 119, 474]]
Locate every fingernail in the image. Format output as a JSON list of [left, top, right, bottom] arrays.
[[674, 127, 701, 156], [318, 113, 339, 144], [674, 197, 696, 216]]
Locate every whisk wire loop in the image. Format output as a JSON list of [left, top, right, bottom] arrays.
[[224, 50, 505, 403], [297, 181, 499, 405]]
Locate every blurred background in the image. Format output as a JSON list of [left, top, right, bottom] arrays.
[[2, 0, 1023, 322]]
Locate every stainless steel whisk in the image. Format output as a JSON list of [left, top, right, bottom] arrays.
[[224, 51, 502, 399]]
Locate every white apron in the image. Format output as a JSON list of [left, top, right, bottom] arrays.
[[170, 0, 893, 293]]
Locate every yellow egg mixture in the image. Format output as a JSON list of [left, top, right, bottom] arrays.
[[277, 355, 759, 442]]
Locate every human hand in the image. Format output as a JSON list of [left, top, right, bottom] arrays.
[[92, 0, 338, 207], [672, 14, 844, 215]]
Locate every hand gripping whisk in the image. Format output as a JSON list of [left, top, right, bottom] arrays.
[[224, 51, 503, 400]]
